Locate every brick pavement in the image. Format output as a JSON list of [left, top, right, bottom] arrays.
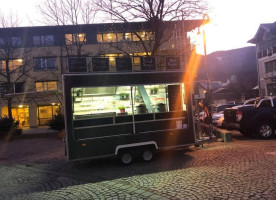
[[0, 133, 276, 199]]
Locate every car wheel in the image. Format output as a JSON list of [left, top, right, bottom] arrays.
[[142, 149, 153, 162], [257, 122, 274, 139], [120, 151, 133, 165]]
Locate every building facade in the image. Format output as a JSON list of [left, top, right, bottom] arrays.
[[249, 22, 276, 96], [0, 20, 202, 128]]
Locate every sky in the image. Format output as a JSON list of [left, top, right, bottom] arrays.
[[1, 0, 276, 54]]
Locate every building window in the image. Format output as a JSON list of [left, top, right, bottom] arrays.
[[0, 83, 7, 95], [267, 83, 276, 96], [97, 31, 154, 43], [13, 82, 24, 93], [103, 33, 117, 43], [65, 33, 86, 45], [36, 81, 57, 91], [265, 59, 276, 73], [0, 59, 23, 72], [68, 57, 87, 72], [9, 37, 21, 47], [100, 54, 123, 67], [0, 38, 4, 46], [33, 35, 54, 46], [0, 82, 24, 94], [34, 57, 56, 71], [130, 52, 151, 66]]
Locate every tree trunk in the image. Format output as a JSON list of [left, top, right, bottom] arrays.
[[7, 98, 12, 119]]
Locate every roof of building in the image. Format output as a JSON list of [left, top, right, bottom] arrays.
[[248, 21, 276, 44], [0, 20, 204, 34]]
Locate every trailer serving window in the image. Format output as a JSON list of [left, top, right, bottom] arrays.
[[72, 83, 186, 119]]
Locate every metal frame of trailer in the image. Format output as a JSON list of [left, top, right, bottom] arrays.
[[63, 71, 196, 164]]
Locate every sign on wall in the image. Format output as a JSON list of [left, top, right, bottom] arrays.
[[116, 57, 132, 72], [68, 58, 87, 72], [166, 57, 180, 70], [140, 57, 156, 71], [92, 58, 109, 72]]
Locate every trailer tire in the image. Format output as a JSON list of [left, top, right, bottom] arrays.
[[142, 149, 153, 162], [119, 151, 133, 165]]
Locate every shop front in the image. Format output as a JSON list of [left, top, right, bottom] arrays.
[[37, 104, 61, 126], [1, 106, 29, 127]]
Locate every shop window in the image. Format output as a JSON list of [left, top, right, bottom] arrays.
[[33, 35, 54, 46], [37, 105, 60, 126], [65, 33, 86, 45], [34, 57, 56, 70], [1, 106, 29, 127], [36, 81, 57, 91]]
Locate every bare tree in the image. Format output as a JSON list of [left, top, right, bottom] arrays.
[[96, 0, 208, 55], [0, 12, 33, 119], [37, 0, 98, 74], [37, 0, 97, 25]]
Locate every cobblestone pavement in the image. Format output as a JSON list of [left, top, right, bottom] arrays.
[[0, 132, 276, 200]]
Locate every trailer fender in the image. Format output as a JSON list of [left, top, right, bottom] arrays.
[[115, 141, 158, 155]]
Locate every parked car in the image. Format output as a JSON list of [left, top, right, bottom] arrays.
[[222, 98, 258, 130], [238, 96, 276, 139], [199, 104, 236, 127], [212, 111, 224, 127]]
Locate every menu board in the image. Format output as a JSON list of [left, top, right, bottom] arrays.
[[168, 84, 182, 111], [166, 57, 180, 70], [140, 57, 156, 71], [92, 58, 109, 72], [116, 57, 132, 72]]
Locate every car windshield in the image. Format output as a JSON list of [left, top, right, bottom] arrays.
[[244, 99, 255, 105]]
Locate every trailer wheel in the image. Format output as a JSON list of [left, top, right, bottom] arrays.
[[142, 149, 153, 162], [119, 152, 133, 165]]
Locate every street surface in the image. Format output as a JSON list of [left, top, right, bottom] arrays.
[[0, 131, 276, 200]]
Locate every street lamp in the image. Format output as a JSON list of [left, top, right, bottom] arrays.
[[198, 14, 214, 137], [201, 14, 210, 101]]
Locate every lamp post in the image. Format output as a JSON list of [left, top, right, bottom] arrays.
[[199, 14, 214, 138], [202, 14, 210, 102]]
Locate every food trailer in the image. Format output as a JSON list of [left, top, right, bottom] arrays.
[[63, 71, 195, 164]]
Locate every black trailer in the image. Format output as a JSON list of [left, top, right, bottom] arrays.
[[63, 71, 195, 164]]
